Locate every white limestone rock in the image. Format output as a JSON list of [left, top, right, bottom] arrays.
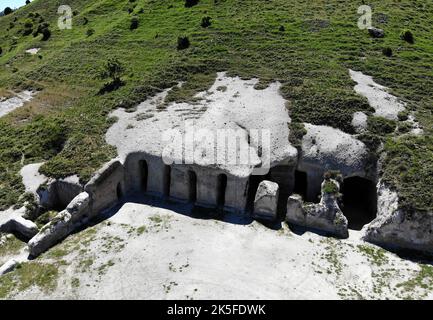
[[28, 192, 91, 257], [0, 91, 34, 118], [352, 111, 368, 133], [253, 180, 279, 221], [0, 259, 19, 276], [0, 206, 38, 240], [363, 181, 433, 253], [286, 179, 348, 238], [349, 69, 405, 121]]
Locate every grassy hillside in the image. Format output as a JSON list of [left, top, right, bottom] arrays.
[[0, 0, 432, 212]]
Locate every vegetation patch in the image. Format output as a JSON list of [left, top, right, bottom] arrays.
[[358, 244, 389, 267], [0, 234, 25, 257], [0, 262, 59, 298]]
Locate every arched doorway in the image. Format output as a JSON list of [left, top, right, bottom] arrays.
[[341, 177, 377, 230], [217, 174, 227, 208], [139, 160, 148, 192], [188, 170, 197, 203]]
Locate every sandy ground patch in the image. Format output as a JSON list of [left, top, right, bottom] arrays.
[[4, 199, 433, 300]]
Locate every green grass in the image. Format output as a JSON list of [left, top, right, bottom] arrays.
[[0, 262, 59, 298], [0, 0, 432, 213], [0, 235, 25, 257], [358, 244, 389, 267]]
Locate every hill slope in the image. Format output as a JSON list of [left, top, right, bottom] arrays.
[[0, 0, 432, 212]]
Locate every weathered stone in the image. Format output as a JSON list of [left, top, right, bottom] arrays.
[[363, 181, 433, 254], [298, 123, 370, 201], [0, 214, 38, 240], [85, 160, 124, 215], [286, 179, 348, 238], [253, 181, 279, 221], [0, 259, 19, 276], [368, 27, 385, 38], [28, 192, 90, 257]]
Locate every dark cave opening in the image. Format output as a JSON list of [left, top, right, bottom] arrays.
[[140, 160, 148, 192], [245, 174, 265, 213], [293, 170, 308, 200], [188, 170, 197, 203], [217, 174, 227, 208], [163, 165, 171, 197], [341, 177, 377, 230]]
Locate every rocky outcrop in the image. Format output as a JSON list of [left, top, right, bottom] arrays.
[[298, 123, 370, 201], [85, 160, 124, 215], [0, 206, 39, 240], [0, 259, 19, 276], [37, 177, 83, 212], [286, 179, 348, 238], [363, 181, 433, 253], [253, 180, 279, 221], [28, 192, 91, 257]]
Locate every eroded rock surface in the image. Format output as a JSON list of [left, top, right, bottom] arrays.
[[28, 192, 91, 257], [253, 180, 279, 221], [363, 181, 433, 253], [286, 179, 348, 238], [0, 91, 34, 118]]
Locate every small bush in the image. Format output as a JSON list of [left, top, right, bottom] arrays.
[[400, 29, 414, 44], [130, 16, 139, 30], [323, 180, 339, 194], [26, 0, 31, 4], [177, 36, 190, 50], [397, 122, 411, 134], [41, 28, 51, 41], [279, 25, 285, 32], [201, 16, 211, 28], [185, 0, 199, 8], [0, 47, 2, 55], [86, 28, 95, 37], [24, 19, 33, 29], [382, 47, 392, 57], [398, 110, 409, 121], [23, 28, 33, 36], [98, 58, 126, 93], [4, 7, 13, 15]]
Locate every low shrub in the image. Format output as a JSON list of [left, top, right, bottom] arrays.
[[201, 16, 211, 28], [400, 29, 414, 44], [382, 47, 393, 57], [185, 0, 199, 8], [177, 36, 190, 50], [367, 116, 397, 135], [130, 16, 139, 30]]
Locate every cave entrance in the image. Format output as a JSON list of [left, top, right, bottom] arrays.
[[217, 174, 227, 208], [188, 170, 197, 203], [293, 170, 308, 200], [163, 165, 171, 197], [341, 177, 377, 230], [140, 160, 148, 192], [245, 175, 265, 213]]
